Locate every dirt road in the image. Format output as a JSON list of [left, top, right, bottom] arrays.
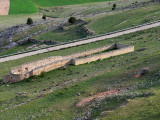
[[0, 0, 10, 15]]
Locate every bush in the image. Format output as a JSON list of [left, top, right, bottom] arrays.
[[112, 7, 115, 10], [42, 15, 46, 20], [112, 3, 116, 10], [27, 18, 33, 25], [68, 17, 77, 24], [113, 3, 116, 8]]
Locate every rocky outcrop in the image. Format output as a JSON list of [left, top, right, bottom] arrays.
[[82, 25, 95, 35], [0, 18, 67, 51], [28, 38, 60, 44]]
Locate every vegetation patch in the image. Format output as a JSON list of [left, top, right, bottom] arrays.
[[33, 0, 115, 7], [9, 0, 38, 14], [88, 4, 160, 34], [34, 24, 89, 42]]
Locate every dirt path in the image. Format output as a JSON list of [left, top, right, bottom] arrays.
[[0, 21, 160, 63], [0, 0, 10, 15], [76, 90, 119, 107]]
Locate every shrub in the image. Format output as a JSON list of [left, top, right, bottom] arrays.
[[112, 3, 116, 10], [27, 18, 33, 25], [68, 17, 77, 24], [113, 3, 116, 8], [42, 15, 46, 20]]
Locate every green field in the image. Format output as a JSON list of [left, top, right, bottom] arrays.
[[41, 0, 150, 18], [9, 0, 114, 14], [9, 0, 38, 14], [33, 0, 114, 7]]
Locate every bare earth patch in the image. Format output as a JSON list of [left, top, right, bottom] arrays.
[[76, 90, 119, 107], [0, 0, 10, 15]]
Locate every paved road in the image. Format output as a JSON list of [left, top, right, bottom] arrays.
[[1, 22, 160, 63]]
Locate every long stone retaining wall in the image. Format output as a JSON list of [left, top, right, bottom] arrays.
[[3, 43, 134, 83], [72, 44, 134, 65]]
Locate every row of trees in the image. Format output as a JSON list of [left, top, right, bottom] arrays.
[[27, 15, 46, 25], [27, 16, 76, 25], [27, 3, 117, 25], [112, 4, 116, 10]]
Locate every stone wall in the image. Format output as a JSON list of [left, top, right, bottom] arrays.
[[3, 56, 63, 83], [3, 43, 134, 83], [0, 0, 10, 15], [72, 44, 134, 65], [66, 44, 115, 59]]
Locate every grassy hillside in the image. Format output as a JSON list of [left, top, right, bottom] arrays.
[[34, 4, 160, 43], [33, 0, 114, 7], [0, 14, 41, 31], [34, 25, 88, 42], [88, 4, 160, 34], [9, 0, 38, 14], [0, 25, 160, 119], [1, 1, 160, 119]]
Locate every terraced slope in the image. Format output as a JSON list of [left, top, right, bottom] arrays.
[[9, 0, 38, 14]]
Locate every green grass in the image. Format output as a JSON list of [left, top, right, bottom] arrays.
[[33, 0, 115, 7], [9, 0, 38, 14], [88, 4, 160, 34], [34, 4, 160, 43], [9, 0, 114, 15], [34, 25, 88, 42], [1, 1, 160, 119], [0, 43, 35, 56], [0, 25, 160, 119], [0, 14, 42, 31], [41, 0, 150, 18], [100, 87, 160, 120]]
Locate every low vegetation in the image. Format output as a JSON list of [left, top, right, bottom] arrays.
[[1, 0, 160, 119], [42, 15, 46, 20], [0, 25, 160, 119], [33, 0, 114, 7], [34, 25, 88, 42], [9, 0, 38, 14], [27, 18, 33, 25], [88, 4, 160, 34], [68, 17, 77, 24]]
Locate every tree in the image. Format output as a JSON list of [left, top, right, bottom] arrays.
[[112, 3, 116, 10], [113, 3, 116, 8], [68, 17, 77, 24], [42, 15, 46, 20], [27, 18, 33, 25]]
